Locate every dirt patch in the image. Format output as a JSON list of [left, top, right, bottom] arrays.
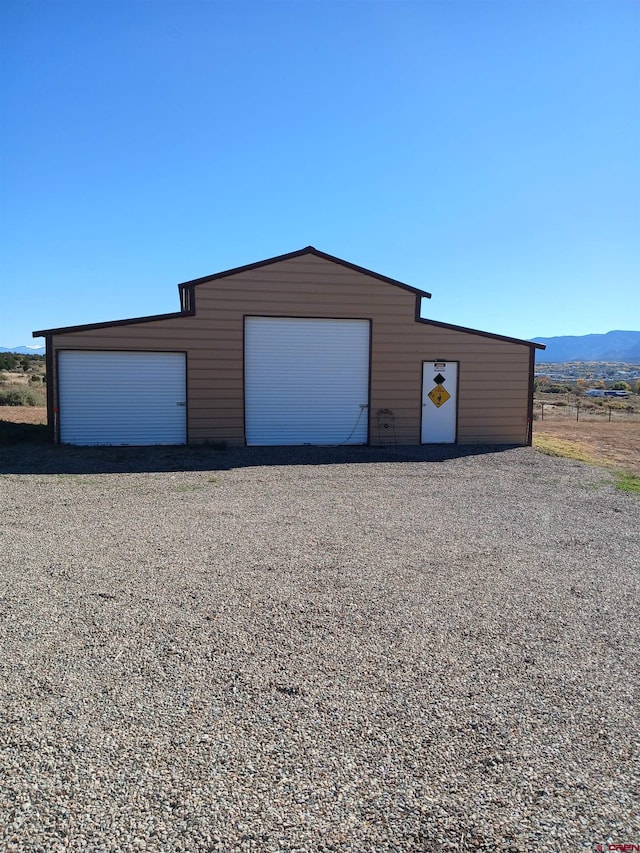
[[0, 407, 49, 445], [534, 417, 640, 475], [0, 405, 47, 425]]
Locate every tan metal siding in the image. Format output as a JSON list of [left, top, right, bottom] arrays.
[[50, 254, 532, 445]]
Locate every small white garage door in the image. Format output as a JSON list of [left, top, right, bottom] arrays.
[[58, 351, 186, 446], [245, 317, 370, 446]]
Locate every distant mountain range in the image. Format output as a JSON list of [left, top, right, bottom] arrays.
[[532, 330, 640, 363], [0, 345, 46, 355], [3, 331, 640, 363]]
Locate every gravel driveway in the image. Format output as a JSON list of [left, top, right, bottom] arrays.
[[1, 444, 638, 852]]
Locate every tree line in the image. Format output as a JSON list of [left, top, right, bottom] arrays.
[[0, 353, 45, 372]]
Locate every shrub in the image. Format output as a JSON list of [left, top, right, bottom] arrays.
[[0, 388, 40, 406], [543, 384, 572, 394], [0, 353, 20, 371]]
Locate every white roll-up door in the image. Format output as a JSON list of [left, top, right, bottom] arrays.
[[58, 351, 186, 445], [244, 317, 370, 446]]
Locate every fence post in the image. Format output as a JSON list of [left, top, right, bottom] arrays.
[[576, 403, 580, 422], [609, 406, 612, 423], [540, 403, 545, 421]]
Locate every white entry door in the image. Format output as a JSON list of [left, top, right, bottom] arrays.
[[421, 361, 458, 443]]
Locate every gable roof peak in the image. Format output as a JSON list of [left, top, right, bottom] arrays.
[[178, 246, 432, 299]]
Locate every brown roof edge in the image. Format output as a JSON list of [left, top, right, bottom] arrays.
[[414, 302, 546, 350], [177, 246, 433, 299], [32, 309, 193, 338]]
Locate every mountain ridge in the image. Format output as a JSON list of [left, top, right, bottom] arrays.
[[532, 330, 640, 363], [0, 345, 46, 355]]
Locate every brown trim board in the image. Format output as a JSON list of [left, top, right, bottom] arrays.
[[45, 336, 54, 442], [54, 348, 61, 444], [527, 346, 535, 446]]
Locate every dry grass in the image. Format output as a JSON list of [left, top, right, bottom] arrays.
[[0, 405, 47, 425], [0, 373, 31, 385], [533, 418, 640, 476]]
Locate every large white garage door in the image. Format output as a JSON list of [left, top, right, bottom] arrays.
[[244, 317, 370, 446], [58, 351, 186, 446]]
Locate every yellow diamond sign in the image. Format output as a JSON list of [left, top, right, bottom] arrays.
[[428, 383, 451, 408]]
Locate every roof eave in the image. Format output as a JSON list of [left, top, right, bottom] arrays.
[[414, 309, 546, 349], [32, 309, 192, 338]]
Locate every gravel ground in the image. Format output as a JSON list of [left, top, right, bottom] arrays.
[[0, 444, 638, 852]]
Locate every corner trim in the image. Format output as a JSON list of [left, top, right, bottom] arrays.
[[45, 336, 54, 442], [527, 346, 535, 446]]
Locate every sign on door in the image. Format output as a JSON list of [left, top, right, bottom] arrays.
[[421, 361, 458, 443]]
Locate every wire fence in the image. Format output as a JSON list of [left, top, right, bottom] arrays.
[[535, 401, 640, 423]]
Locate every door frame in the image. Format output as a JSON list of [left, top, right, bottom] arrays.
[[420, 360, 460, 444]]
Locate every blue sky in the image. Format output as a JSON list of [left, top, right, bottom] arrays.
[[1, 0, 638, 346]]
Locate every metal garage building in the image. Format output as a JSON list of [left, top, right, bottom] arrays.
[[33, 247, 544, 447]]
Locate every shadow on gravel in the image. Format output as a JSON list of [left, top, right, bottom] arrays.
[[0, 440, 521, 475]]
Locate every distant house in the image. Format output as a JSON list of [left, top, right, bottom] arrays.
[[586, 390, 606, 397], [33, 247, 544, 447]]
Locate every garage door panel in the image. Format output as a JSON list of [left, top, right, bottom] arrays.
[[58, 351, 186, 446], [245, 317, 370, 446]]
